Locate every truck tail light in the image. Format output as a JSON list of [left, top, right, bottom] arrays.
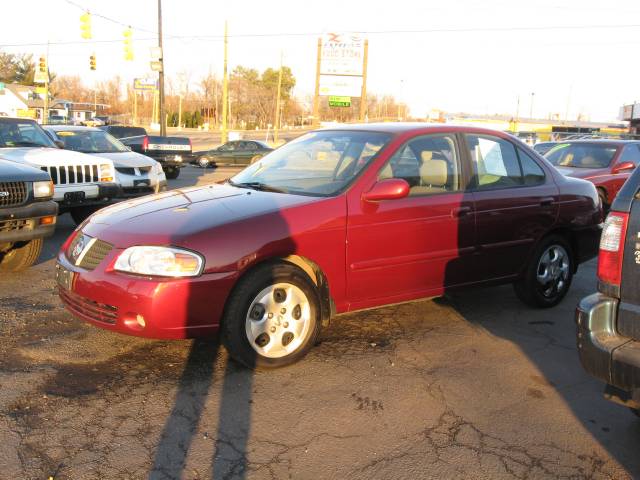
[[597, 212, 629, 288], [142, 136, 149, 151]]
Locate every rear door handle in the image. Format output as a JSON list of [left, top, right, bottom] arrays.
[[540, 197, 554, 207], [451, 206, 472, 217]]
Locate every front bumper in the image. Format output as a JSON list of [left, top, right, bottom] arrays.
[[56, 183, 120, 209], [56, 252, 237, 339], [0, 200, 58, 244], [576, 293, 640, 406]]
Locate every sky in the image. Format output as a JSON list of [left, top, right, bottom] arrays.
[[2, 0, 640, 122]]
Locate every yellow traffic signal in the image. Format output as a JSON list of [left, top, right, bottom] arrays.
[[89, 54, 96, 71], [80, 12, 92, 40], [123, 27, 134, 61], [38, 56, 47, 73]]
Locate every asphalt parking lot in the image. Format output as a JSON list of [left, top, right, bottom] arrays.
[[1, 166, 639, 479]]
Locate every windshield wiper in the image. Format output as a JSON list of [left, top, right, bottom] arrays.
[[5, 141, 49, 148], [228, 180, 286, 193]]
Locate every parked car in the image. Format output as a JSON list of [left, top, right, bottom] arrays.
[[576, 165, 640, 419], [192, 140, 274, 168], [47, 115, 69, 125], [98, 125, 147, 139], [56, 124, 602, 368], [545, 140, 640, 209], [119, 134, 191, 179], [0, 158, 57, 271], [532, 141, 557, 156], [44, 126, 167, 198], [0, 117, 117, 224]]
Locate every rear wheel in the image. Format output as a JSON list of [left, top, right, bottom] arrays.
[[222, 263, 321, 369], [0, 238, 43, 272], [250, 155, 263, 164], [598, 188, 609, 213], [514, 235, 573, 308], [70, 206, 103, 225], [198, 157, 211, 168], [165, 167, 180, 179]]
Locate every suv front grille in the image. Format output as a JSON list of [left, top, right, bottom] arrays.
[[0, 182, 27, 207], [41, 165, 100, 185]]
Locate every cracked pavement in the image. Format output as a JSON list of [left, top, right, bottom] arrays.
[[0, 166, 639, 479]]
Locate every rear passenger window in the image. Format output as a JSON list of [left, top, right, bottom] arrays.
[[379, 134, 460, 196], [466, 135, 521, 189], [618, 145, 640, 166], [518, 149, 546, 185]]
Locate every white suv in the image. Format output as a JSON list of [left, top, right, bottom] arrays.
[[0, 117, 117, 224]]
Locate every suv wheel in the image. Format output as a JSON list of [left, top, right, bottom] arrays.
[[0, 239, 43, 272], [222, 263, 321, 369], [514, 235, 573, 308]]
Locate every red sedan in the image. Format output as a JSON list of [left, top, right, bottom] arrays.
[[544, 139, 640, 209], [56, 124, 602, 368]]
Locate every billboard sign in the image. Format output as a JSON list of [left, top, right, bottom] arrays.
[[620, 104, 634, 121], [320, 33, 365, 76], [134, 78, 157, 91], [328, 96, 351, 107], [319, 75, 362, 97]]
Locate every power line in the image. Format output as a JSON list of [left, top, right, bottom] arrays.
[[63, 0, 158, 35], [2, 22, 640, 48]]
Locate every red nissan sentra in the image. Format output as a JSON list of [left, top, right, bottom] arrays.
[[56, 124, 602, 368]]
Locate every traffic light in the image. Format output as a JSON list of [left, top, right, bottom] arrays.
[[80, 12, 92, 40], [38, 56, 47, 73], [89, 54, 96, 71], [123, 27, 134, 61]]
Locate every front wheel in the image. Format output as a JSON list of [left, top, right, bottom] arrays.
[[165, 167, 180, 180], [514, 235, 573, 308], [198, 157, 211, 168], [222, 263, 321, 369], [0, 238, 43, 272]]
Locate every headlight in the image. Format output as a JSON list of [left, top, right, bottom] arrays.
[[100, 163, 114, 182], [114, 246, 204, 277], [33, 180, 54, 198]]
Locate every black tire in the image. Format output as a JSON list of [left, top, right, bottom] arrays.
[[0, 238, 43, 272], [250, 155, 263, 165], [221, 263, 322, 369], [70, 206, 103, 225], [513, 235, 574, 308], [165, 167, 180, 179], [598, 188, 609, 213], [197, 157, 210, 168]]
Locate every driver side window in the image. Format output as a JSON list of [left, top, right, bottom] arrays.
[[378, 134, 460, 196]]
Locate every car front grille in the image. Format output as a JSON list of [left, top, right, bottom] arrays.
[[0, 218, 33, 233], [0, 182, 27, 207], [67, 234, 114, 270], [59, 288, 118, 325], [41, 165, 100, 185]]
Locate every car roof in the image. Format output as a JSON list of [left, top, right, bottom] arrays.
[[552, 139, 640, 146], [318, 122, 513, 136], [44, 125, 101, 132]]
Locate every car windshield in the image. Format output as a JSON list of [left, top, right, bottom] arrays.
[[0, 118, 56, 148], [229, 130, 392, 196], [54, 130, 129, 153], [545, 143, 618, 168]]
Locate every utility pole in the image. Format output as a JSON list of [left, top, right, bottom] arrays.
[[157, 0, 166, 135], [221, 21, 229, 144], [529, 92, 535, 119], [312, 37, 321, 127], [359, 39, 368, 122], [274, 51, 283, 145]]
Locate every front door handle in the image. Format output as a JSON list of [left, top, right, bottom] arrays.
[[540, 197, 554, 207], [451, 206, 472, 217]]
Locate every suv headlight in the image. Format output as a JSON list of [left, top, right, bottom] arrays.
[[33, 180, 54, 198], [114, 246, 204, 277], [100, 163, 114, 182]]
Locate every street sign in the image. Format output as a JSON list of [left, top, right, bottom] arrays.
[[17, 109, 36, 118], [35, 86, 47, 95], [33, 70, 49, 84], [150, 61, 163, 72], [320, 33, 365, 76], [150, 47, 162, 61], [319, 75, 362, 97], [328, 96, 351, 107], [134, 78, 157, 91]]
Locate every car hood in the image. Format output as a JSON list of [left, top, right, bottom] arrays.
[[0, 158, 51, 181], [0, 147, 106, 166], [83, 183, 324, 248], [88, 151, 156, 168]]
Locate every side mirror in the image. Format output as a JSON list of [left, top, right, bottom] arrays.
[[613, 161, 636, 174], [54, 140, 65, 149], [362, 178, 410, 202]]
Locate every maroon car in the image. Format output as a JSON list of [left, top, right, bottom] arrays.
[[56, 124, 602, 368], [545, 140, 640, 209]]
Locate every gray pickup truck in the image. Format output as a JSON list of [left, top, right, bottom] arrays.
[[0, 159, 57, 271], [576, 166, 640, 418]]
